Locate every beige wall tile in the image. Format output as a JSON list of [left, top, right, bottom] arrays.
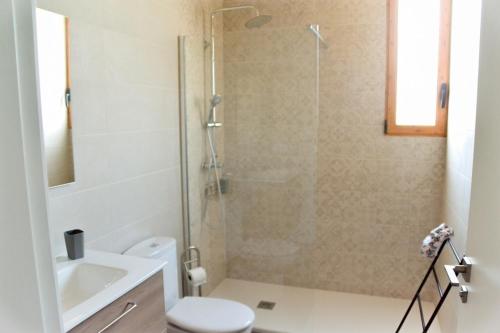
[[223, 0, 445, 301]]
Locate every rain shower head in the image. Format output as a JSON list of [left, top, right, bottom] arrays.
[[245, 14, 273, 29]]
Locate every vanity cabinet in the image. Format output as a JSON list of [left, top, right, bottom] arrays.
[[69, 272, 166, 333]]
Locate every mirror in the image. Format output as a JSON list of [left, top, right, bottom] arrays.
[[35, 8, 75, 187]]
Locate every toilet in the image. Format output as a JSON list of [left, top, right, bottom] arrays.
[[124, 237, 255, 333]]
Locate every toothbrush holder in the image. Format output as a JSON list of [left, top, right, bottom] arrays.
[[64, 229, 84, 260]]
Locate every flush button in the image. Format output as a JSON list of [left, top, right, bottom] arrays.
[[150, 242, 159, 248]]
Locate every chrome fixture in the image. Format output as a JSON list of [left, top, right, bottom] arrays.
[[97, 302, 137, 333], [207, 94, 222, 128], [178, 36, 193, 268], [245, 14, 273, 29], [203, 160, 224, 170], [181, 246, 202, 296], [458, 285, 469, 303], [445, 257, 473, 285], [210, 94, 222, 109], [308, 24, 329, 49]]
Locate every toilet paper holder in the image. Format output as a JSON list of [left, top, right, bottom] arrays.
[[181, 246, 203, 296]]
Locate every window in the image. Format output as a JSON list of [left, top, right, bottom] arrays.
[[386, 0, 452, 136], [36, 8, 75, 187]]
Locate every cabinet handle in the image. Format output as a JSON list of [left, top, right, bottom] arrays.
[[97, 302, 137, 333]]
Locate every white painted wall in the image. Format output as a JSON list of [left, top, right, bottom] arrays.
[[438, 1, 482, 331], [0, 0, 61, 331], [456, 0, 500, 330], [36, 0, 189, 256], [1, 1, 213, 330]]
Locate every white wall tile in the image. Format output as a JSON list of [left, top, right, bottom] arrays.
[[108, 169, 181, 228], [49, 186, 112, 254], [106, 130, 179, 181], [104, 30, 176, 89], [41, 0, 200, 256], [106, 84, 177, 132], [71, 79, 108, 135], [88, 208, 183, 254], [72, 135, 111, 190], [70, 21, 108, 82]]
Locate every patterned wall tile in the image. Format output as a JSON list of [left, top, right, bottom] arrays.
[[222, 0, 445, 302]]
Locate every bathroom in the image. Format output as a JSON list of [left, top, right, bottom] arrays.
[[1, 0, 499, 332]]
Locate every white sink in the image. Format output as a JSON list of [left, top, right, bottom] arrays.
[[58, 263, 127, 311], [56, 250, 165, 332]]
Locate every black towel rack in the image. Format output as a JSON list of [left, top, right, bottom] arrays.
[[396, 238, 472, 333]]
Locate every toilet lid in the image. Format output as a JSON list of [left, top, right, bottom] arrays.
[[167, 297, 255, 333]]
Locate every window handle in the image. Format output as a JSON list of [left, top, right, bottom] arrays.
[[65, 88, 71, 109], [440, 83, 448, 109]]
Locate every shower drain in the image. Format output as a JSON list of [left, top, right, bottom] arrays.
[[257, 301, 276, 310]]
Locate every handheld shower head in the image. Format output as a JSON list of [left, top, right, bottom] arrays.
[[210, 94, 222, 108], [208, 95, 222, 126]]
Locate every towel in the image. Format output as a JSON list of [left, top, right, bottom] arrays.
[[420, 223, 454, 258]]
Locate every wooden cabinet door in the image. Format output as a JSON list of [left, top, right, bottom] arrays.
[[70, 272, 166, 333]]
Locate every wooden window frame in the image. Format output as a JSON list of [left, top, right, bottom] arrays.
[[385, 0, 452, 137]]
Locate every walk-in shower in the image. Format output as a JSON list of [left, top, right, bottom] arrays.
[[175, 0, 452, 331]]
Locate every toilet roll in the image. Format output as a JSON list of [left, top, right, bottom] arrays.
[[187, 267, 208, 287]]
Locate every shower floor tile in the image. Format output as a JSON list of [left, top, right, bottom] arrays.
[[209, 279, 441, 333]]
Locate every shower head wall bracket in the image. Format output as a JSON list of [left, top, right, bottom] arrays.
[[308, 24, 329, 48]]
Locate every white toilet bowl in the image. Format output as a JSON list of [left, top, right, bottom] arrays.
[[167, 324, 252, 333], [166, 297, 253, 333], [124, 237, 255, 333]]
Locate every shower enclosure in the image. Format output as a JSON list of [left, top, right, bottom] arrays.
[[180, 3, 323, 295], [178, 1, 445, 331], [181, 0, 438, 301], [222, 22, 321, 286]]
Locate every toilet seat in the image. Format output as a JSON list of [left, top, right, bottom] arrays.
[[166, 297, 255, 333]]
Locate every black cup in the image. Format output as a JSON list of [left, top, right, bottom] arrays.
[[64, 229, 84, 260]]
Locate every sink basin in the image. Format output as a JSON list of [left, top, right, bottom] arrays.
[[58, 263, 127, 311], [56, 250, 165, 331]]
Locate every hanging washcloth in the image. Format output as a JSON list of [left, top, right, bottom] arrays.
[[420, 223, 454, 258]]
